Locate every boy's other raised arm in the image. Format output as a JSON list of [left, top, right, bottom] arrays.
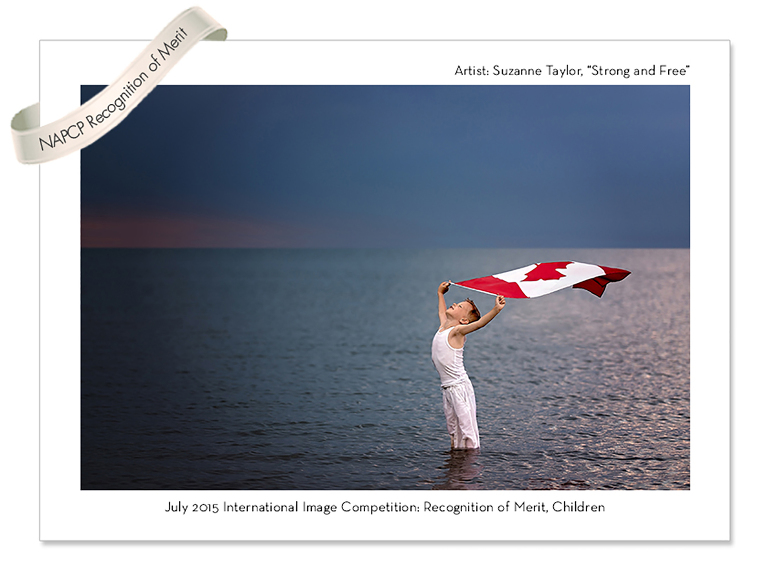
[[437, 281, 450, 324], [455, 294, 506, 336]]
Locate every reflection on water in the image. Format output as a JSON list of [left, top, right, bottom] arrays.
[[432, 450, 484, 490], [82, 248, 689, 490]]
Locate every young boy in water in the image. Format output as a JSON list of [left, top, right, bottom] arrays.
[[432, 281, 505, 450]]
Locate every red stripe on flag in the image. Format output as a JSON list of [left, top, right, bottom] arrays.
[[598, 266, 631, 281], [455, 276, 528, 298], [573, 267, 631, 298]]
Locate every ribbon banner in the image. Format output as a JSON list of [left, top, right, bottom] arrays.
[[11, 7, 226, 164]]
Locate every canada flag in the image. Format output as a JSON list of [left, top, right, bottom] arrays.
[[454, 261, 630, 299]]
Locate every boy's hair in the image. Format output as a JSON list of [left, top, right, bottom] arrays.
[[464, 298, 481, 323]]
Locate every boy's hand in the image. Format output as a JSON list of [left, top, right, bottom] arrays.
[[438, 281, 451, 294], [495, 295, 506, 310]]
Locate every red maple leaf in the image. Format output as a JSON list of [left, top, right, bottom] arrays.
[[523, 261, 573, 282]]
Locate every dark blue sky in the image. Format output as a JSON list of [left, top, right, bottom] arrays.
[[81, 85, 689, 248]]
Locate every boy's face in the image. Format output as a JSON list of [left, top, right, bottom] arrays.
[[447, 300, 475, 324]]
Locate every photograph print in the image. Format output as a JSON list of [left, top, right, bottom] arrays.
[[80, 84, 690, 490]]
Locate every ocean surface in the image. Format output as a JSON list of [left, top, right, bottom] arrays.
[[81, 248, 689, 490]]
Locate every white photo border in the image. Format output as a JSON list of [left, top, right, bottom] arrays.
[[39, 39, 729, 541]]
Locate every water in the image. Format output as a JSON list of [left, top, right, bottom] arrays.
[[81, 248, 689, 490]]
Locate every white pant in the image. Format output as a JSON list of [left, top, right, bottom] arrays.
[[442, 380, 480, 449]]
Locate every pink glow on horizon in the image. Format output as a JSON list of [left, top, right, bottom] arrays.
[[81, 214, 311, 248]]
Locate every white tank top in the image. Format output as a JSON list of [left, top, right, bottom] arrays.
[[431, 327, 470, 388]]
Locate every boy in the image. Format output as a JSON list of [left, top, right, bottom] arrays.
[[432, 281, 505, 450]]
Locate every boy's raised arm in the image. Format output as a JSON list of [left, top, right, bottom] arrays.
[[455, 294, 506, 336], [437, 281, 450, 325]]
